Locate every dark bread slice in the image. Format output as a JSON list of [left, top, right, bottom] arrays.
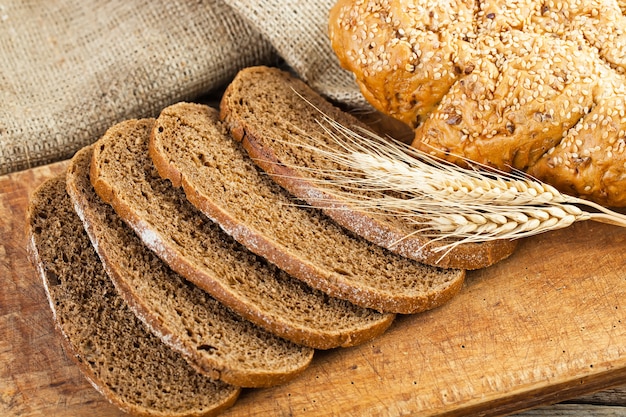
[[219, 66, 518, 270], [66, 145, 313, 388], [150, 102, 465, 314], [90, 118, 394, 348], [26, 176, 239, 417]]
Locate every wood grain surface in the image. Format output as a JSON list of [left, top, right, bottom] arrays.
[[2, 161, 626, 417]]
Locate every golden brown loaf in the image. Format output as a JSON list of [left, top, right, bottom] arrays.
[[329, 0, 626, 207]]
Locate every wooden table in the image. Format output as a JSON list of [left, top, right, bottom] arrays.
[[2, 160, 626, 416]]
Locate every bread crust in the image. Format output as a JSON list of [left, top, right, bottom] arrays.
[[330, 0, 626, 207], [219, 66, 517, 270]]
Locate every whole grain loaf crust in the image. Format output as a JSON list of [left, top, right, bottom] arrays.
[[67, 145, 314, 388], [27, 176, 239, 417], [329, 0, 626, 207], [151, 101, 464, 314], [219, 66, 517, 269], [90, 118, 394, 348]]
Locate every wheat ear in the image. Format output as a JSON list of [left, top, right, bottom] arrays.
[[274, 94, 626, 254]]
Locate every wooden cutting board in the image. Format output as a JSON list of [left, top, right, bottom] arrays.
[[2, 160, 626, 417]]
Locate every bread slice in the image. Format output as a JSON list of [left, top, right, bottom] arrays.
[[150, 102, 464, 314], [219, 66, 518, 270], [26, 176, 240, 417], [66, 145, 313, 388], [90, 118, 394, 348]]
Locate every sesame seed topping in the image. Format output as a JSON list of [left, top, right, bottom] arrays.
[[331, 0, 626, 205]]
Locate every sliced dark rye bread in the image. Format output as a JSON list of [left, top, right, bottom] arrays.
[[66, 145, 313, 388], [150, 102, 464, 314], [219, 66, 518, 270], [26, 176, 239, 417], [90, 118, 394, 348]]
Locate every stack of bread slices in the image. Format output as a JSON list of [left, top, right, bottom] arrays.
[[26, 66, 516, 416]]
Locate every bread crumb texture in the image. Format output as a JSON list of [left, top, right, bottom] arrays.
[[28, 176, 239, 417], [153, 102, 463, 314], [68, 146, 314, 388], [91, 118, 394, 348], [330, 0, 626, 206], [219, 66, 518, 269]]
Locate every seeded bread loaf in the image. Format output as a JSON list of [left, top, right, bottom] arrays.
[[151, 101, 464, 314], [27, 176, 239, 417], [66, 145, 313, 388], [329, 0, 626, 207], [90, 118, 394, 348], [219, 66, 517, 269]]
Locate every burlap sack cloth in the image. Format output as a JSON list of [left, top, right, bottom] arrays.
[[0, 0, 364, 175]]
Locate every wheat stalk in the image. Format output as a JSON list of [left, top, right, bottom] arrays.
[[275, 94, 626, 254]]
